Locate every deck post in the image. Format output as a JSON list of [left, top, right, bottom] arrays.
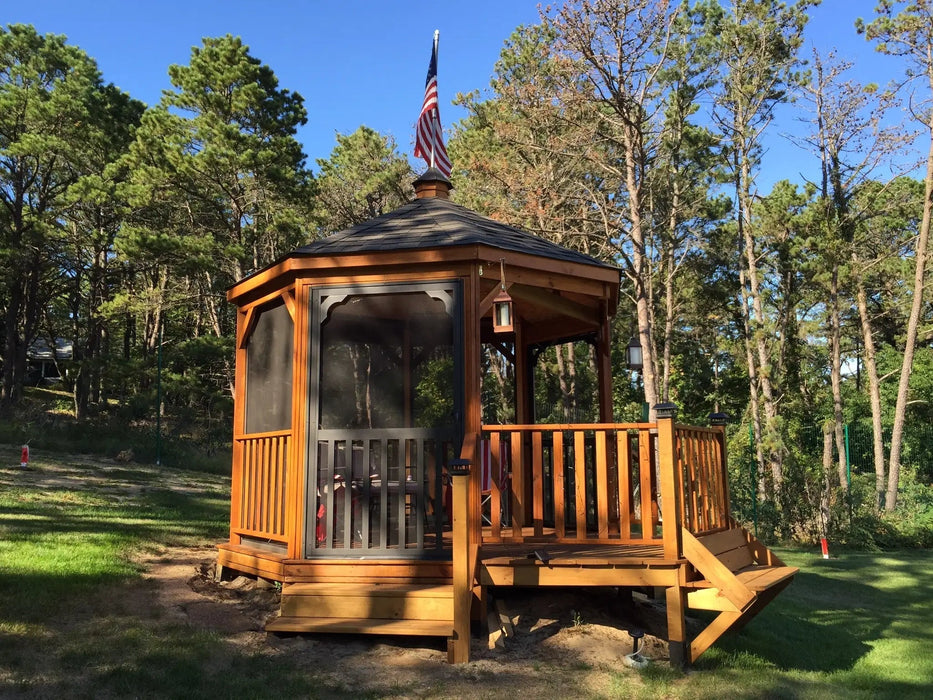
[[448, 458, 472, 663], [655, 403, 682, 561], [665, 585, 688, 670]]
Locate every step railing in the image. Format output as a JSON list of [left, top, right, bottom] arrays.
[[675, 423, 730, 537]]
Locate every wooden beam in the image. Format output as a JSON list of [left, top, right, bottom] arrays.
[[237, 306, 258, 350], [666, 585, 688, 670], [508, 284, 596, 325], [479, 563, 681, 588], [689, 610, 743, 662], [681, 529, 755, 611], [282, 289, 297, 322]]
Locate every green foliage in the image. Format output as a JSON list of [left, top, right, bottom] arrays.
[[314, 125, 414, 234]]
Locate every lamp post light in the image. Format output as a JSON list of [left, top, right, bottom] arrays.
[[625, 335, 648, 422], [625, 335, 643, 371]]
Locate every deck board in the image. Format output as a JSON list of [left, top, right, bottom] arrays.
[[479, 542, 673, 567]]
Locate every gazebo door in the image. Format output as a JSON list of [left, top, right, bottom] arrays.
[[305, 282, 463, 559]]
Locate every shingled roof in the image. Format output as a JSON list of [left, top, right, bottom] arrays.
[[292, 196, 617, 271]]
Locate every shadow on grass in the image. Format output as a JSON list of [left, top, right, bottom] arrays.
[[695, 550, 933, 677]]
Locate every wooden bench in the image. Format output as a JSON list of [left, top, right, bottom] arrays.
[[680, 526, 798, 662], [683, 527, 798, 612]]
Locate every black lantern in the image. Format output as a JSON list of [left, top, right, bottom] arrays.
[[493, 259, 514, 334], [626, 335, 643, 371]]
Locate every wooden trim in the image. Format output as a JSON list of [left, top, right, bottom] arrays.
[[479, 563, 681, 588], [484, 422, 651, 431], [229, 246, 619, 304]]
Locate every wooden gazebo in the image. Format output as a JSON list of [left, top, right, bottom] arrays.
[[217, 170, 796, 666]]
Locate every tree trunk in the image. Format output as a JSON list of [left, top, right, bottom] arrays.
[[885, 128, 933, 511], [854, 273, 886, 511], [622, 125, 660, 416], [829, 265, 848, 488]]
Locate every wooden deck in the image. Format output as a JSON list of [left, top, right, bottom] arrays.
[[220, 417, 796, 666]]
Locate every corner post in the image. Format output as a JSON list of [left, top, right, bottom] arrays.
[[657, 403, 686, 669], [655, 403, 682, 561], [448, 458, 471, 663]]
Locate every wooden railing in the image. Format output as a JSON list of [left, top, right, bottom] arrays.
[[675, 425, 729, 536], [480, 423, 663, 545], [478, 419, 730, 550], [232, 429, 290, 543]]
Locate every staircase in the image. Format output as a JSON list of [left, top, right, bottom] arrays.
[[681, 525, 798, 662], [266, 582, 455, 638]]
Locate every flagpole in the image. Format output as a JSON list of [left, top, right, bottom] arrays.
[[430, 30, 439, 171]]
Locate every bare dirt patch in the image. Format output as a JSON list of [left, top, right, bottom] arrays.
[[133, 546, 676, 698], [2, 452, 678, 698]]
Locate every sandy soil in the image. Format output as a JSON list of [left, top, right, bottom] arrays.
[[133, 545, 676, 698]]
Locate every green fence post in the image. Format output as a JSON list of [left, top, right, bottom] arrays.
[[156, 322, 163, 467], [844, 423, 852, 522], [749, 422, 757, 538]]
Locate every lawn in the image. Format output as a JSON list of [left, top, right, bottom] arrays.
[[1, 444, 931, 699]]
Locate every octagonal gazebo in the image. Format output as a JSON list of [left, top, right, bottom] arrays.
[[217, 171, 796, 666]]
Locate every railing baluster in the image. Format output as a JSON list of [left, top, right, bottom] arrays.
[[532, 431, 544, 537], [574, 431, 587, 538], [510, 433, 523, 538], [490, 431, 502, 540], [638, 429, 653, 540], [596, 430, 609, 539], [617, 431, 631, 540], [553, 431, 565, 540]]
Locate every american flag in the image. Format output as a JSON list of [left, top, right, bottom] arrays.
[[414, 31, 452, 178]]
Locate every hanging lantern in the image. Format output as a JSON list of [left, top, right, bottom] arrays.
[[626, 335, 643, 371], [493, 259, 514, 334]]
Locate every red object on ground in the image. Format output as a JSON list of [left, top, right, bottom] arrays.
[[820, 537, 829, 559], [21, 445, 29, 467]]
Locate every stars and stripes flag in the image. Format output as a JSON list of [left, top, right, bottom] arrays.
[[414, 30, 452, 178]]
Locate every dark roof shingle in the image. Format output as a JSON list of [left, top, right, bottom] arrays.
[[293, 197, 616, 270]]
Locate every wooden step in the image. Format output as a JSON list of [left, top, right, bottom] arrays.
[[266, 616, 454, 636], [268, 582, 454, 638]]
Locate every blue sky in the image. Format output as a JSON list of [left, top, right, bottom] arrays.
[[5, 0, 911, 187]]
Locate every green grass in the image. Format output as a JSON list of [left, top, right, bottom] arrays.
[[610, 548, 933, 699], [0, 446, 344, 698], [2, 444, 932, 699]]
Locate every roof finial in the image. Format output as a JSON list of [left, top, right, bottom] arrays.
[[413, 167, 453, 200]]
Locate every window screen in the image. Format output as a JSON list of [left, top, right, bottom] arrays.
[[245, 300, 293, 433]]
